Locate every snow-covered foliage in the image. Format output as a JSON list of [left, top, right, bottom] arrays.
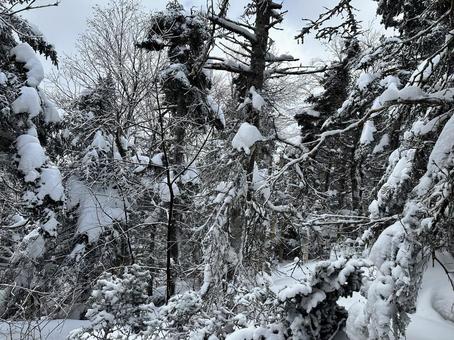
[[2, 1, 454, 339], [68, 179, 126, 244], [0, 1, 62, 318], [139, 1, 225, 130], [69, 265, 153, 339], [276, 258, 366, 339], [10, 43, 44, 87], [231, 122, 264, 154], [144, 258, 365, 339], [359, 120, 376, 145], [12, 86, 42, 117]]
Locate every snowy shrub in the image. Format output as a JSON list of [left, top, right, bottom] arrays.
[[160, 290, 202, 327], [204, 258, 366, 340], [276, 258, 366, 339], [69, 265, 154, 339]]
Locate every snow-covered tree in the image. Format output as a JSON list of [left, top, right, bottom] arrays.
[[69, 265, 153, 339], [199, 0, 309, 300], [0, 0, 64, 319], [138, 0, 224, 300], [280, 0, 454, 338], [50, 0, 157, 155], [348, 1, 454, 338], [1, 1, 453, 339]]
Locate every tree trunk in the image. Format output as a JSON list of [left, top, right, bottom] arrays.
[[166, 93, 186, 301], [228, 0, 275, 273]]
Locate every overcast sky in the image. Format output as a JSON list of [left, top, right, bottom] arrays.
[[23, 0, 381, 72]]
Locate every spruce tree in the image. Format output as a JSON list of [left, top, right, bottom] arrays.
[[0, 1, 63, 319]]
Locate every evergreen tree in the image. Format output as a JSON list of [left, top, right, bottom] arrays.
[[139, 0, 224, 300], [0, 1, 63, 319]]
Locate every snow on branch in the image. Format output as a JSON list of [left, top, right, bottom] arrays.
[[232, 122, 264, 155], [373, 86, 454, 109], [204, 59, 252, 74], [269, 64, 339, 77], [10, 43, 44, 87], [271, 87, 454, 185], [265, 53, 298, 63], [209, 15, 257, 42]]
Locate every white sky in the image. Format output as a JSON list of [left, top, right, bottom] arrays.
[[22, 0, 382, 72]]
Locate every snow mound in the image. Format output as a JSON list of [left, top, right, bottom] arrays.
[[226, 326, 282, 340], [68, 179, 127, 244], [157, 179, 180, 202], [360, 120, 376, 145], [0, 319, 90, 340], [40, 92, 62, 123], [432, 291, 454, 322], [344, 252, 454, 340], [0, 72, 7, 85], [250, 86, 266, 111], [12, 86, 41, 118], [232, 122, 264, 154], [16, 134, 46, 182], [36, 167, 65, 202], [10, 42, 44, 87], [357, 72, 377, 91]]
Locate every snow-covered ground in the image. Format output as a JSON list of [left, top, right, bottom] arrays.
[[270, 260, 316, 293], [2, 255, 453, 339], [400, 252, 454, 340], [0, 319, 89, 340]]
